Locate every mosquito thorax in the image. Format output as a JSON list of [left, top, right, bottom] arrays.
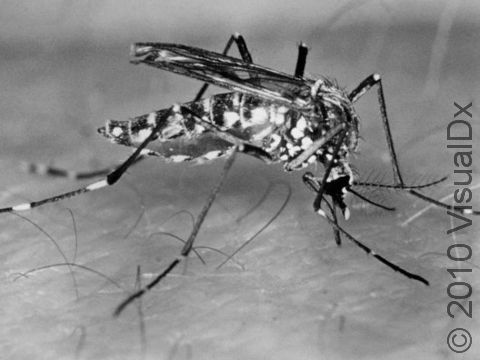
[[6, 35, 467, 314], [294, 78, 359, 174]]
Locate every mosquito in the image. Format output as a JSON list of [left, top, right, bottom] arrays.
[[2, 34, 477, 316]]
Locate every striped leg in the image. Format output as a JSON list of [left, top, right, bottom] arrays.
[[114, 146, 238, 316], [300, 130, 347, 246], [308, 128, 348, 215], [302, 172, 429, 285], [349, 74, 479, 216], [1, 33, 258, 213], [320, 199, 429, 285], [113, 37, 314, 315], [0, 106, 179, 214], [114, 34, 261, 316], [20, 156, 146, 180], [20, 34, 253, 182]]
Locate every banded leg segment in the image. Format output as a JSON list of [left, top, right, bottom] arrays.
[[0, 106, 179, 214], [20, 35, 252, 182], [114, 34, 262, 315], [114, 36, 317, 314], [21, 156, 147, 181], [302, 177, 429, 285], [16, 33, 256, 183], [311, 130, 349, 216], [301, 130, 348, 246], [349, 74, 479, 216], [114, 147, 238, 316], [320, 199, 429, 285]]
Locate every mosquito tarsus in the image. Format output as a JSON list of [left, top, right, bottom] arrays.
[[2, 34, 478, 317]]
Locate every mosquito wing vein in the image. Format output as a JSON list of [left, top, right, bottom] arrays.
[[131, 42, 315, 109]]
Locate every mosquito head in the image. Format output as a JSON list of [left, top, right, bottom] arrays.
[[304, 165, 353, 220], [311, 78, 350, 109], [324, 163, 354, 219], [311, 79, 324, 98], [323, 174, 352, 220]]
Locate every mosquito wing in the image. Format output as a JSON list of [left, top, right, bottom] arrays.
[[131, 42, 315, 109]]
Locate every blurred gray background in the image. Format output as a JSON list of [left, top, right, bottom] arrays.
[[0, 1, 479, 359]]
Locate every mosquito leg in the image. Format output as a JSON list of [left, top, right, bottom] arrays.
[[349, 75, 479, 216], [348, 74, 404, 187], [190, 34, 272, 161], [310, 130, 348, 214], [285, 123, 346, 171], [21, 155, 146, 180], [192, 37, 305, 163], [113, 35, 254, 312], [0, 106, 179, 214], [300, 128, 350, 247], [195, 36, 306, 100], [328, 202, 342, 246], [113, 146, 238, 316], [303, 173, 345, 245], [409, 189, 479, 215], [194, 33, 253, 102], [20, 37, 250, 183], [294, 43, 308, 78], [302, 181, 429, 284], [320, 199, 429, 285], [348, 188, 396, 211]]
